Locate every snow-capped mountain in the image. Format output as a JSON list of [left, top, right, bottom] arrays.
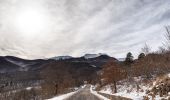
[[5, 57, 36, 68], [50, 53, 110, 60], [0, 54, 117, 73], [0, 56, 53, 73], [83, 53, 107, 59], [50, 56, 73, 60]]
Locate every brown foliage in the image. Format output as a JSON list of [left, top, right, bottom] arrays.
[[40, 61, 98, 98], [41, 62, 75, 98], [132, 53, 170, 77], [101, 60, 127, 93], [147, 75, 170, 99]]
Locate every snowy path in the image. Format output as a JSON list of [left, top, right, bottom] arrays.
[[48, 85, 131, 100], [47, 91, 78, 100], [65, 85, 108, 100]]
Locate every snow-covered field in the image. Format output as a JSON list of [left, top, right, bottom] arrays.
[[99, 74, 170, 100], [99, 83, 147, 100]]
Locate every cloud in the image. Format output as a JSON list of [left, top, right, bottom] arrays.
[[0, 0, 170, 59]]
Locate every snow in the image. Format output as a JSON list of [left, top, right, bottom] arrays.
[[47, 91, 78, 100], [99, 74, 170, 100], [114, 91, 144, 100], [99, 76, 151, 100], [26, 87, 33, 90], [90, 85, 110, 100], [168, 73, 170, 78], [100, 88, 145, 100], [50, 56, 72, 60], [99, 85, 112, 94], [91, 65, 97, 67], [81, 84, 86, 88], [84, 53, 106, 59], [5, 58, 34, 67]]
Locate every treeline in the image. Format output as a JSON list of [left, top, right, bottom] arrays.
[[40, 61, 99, 99], [100, 26, 170, 93], [0, 71, 42, 100]]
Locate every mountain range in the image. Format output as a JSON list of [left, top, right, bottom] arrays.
[[0, 53, 117, 73]]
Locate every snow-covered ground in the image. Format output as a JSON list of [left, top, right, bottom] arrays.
[[99, 77, 154, 99], [99, 84, 147, 100], [47, 91, 78, 100], [99, 74, 170, 100], [47, 85, 86, 100], [168, 73, 170, 77], [90, 85, 110, 100]]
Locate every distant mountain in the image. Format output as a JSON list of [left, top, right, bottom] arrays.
[[50, 53, 109, 60], [0, 56, 20, 73], [0, 54, 118, 90], [117, 58, 125, 61], [50, 56, 73, 60], [0, 54, 118, 73], [83, 53, 107, 59], [0, 56, 54, 73]]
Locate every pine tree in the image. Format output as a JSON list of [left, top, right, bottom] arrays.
[[138, 53, 145, 60], [125, 52, 133, 64]]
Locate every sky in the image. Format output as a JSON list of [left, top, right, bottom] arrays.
[[0, 0, 170, 59]]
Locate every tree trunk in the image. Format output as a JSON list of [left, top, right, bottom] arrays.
[[113, 81, 117, 93], [55, 84, 58, 94], [136, 83, 140, 92]]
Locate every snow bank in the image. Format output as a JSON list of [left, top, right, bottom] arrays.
[[99, 76, 151, 100], [81, 84, 86, 89], [47, 91, 78, 100], [113, 91, 144, 100], [99, 74, 170, 100], [26, 87, 33, 90], [100, 88, 145, 100], [168, 73, 170, 78], [90, 86, 110, 100], [145, 74, 170, 100]]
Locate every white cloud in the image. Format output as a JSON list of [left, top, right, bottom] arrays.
[[0, 0, 170, 59]]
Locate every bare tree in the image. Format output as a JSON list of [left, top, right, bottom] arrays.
[[165, 26, 170, 41], [101, 60, 127, 93], [141, 43, 151, 55], [158, 46, 166, 54], [164, 26, 170, 50]]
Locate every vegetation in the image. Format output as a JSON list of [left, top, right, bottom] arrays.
[[0, 27, 170, 99], [124, 52, 134, 66], [40, 61, 99, 98], [101, 60, 127, 93], [99, 27, 170, 98]]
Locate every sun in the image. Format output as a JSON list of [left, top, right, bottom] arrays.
[[15, 8, 48, 37]]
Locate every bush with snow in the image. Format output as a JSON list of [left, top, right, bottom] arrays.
[[144, 74, 170, 100]]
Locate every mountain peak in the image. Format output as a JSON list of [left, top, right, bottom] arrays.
[[83, 53, 107, 59], [50, 56, 73, 60]]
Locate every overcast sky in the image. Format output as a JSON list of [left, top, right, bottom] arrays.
[[0, 0, 170, 59]]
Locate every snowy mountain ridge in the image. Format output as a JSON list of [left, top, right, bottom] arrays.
[[83, 53, 107, 59], [50, 53, 109, 60], [50, 56, 73, 60]]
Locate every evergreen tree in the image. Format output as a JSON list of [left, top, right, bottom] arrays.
[[138, 53, 145, 60], [125, 52, 133, 64]]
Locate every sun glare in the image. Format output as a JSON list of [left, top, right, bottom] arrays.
[[15, 8, 48, 37]]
